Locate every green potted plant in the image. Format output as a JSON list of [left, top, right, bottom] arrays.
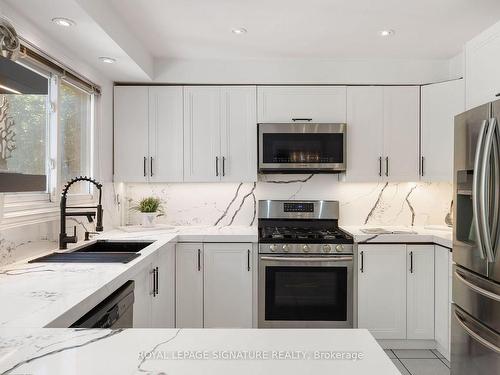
[[130, 196, 164, 228]]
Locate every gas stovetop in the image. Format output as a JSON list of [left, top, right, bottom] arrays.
[[259, 226, 352, 244], [257, 200, 353, 254]]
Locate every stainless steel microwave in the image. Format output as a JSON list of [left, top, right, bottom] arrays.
[[258, 122, 347, 173]]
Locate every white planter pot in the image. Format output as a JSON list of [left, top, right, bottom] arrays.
[[140, 212, 158, 228]]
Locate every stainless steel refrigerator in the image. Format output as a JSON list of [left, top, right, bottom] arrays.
[[452, 99, 500, 374]]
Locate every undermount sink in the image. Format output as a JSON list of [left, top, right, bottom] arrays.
[[29, 241, 154, 264], [73, 240, 154, 253]]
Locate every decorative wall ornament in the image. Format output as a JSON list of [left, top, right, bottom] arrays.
[[0, 17, 20, 60], [0, 96, 16, 170]]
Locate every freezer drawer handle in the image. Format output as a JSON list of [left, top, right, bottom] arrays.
[[454, 310, 500, 354], [454, 269, 500, 302]]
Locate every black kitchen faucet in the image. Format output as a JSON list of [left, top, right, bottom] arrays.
[[59, 176, 103, 249]]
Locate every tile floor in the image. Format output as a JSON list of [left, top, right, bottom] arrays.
[[384, 349, 450, 375]]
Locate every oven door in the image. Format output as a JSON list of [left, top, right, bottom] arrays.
[[258, 123, 346, 173], [258, 254, 353, 328]]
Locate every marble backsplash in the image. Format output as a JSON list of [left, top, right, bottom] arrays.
[[119, 175, 453, 228]]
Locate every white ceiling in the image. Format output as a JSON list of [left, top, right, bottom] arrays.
[[1, 0, 500, 82], [108, 0, 500, 59]]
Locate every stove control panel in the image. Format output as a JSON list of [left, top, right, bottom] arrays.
[[283, 202, 314, 213]]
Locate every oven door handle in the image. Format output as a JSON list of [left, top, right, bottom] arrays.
[[260, 256, 352, 262]]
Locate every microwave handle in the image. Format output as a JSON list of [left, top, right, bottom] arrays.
[[292, 118, 312, 122]]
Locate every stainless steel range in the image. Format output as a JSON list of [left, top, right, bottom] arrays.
[[258, 200, 354, 328]]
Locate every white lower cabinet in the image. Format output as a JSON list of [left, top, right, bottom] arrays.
[[132, 244, 176, 328], [358, 244, 407, 339], [175, 243, 204, 328], [434, 245, 451, 360], [204, 243, 253, 328], [407, 245, 435, 339], [175, 242, 253, 328], [357, 244, 435, 340]]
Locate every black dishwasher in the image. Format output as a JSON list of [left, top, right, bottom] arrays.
[[71, 281, 135, 328]]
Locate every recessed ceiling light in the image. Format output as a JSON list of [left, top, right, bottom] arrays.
[[232, 28, 247, 35], [98, 57, 116, 64], [51, 17, 76, 27], [379, 29, 395, 37]]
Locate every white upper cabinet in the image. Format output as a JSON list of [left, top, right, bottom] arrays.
[[149, 87, 184, 182], [114, 86, 183, 182], [114, 86, 149, 182], [183, 87, 221, 182], [203, 243, 253, 328], [184, 86, 257, 182], [406, 245, 435, 340], [421, 80, 465, 182], [220, 87, 257, 182], [345, 86, 384, 181], [257, 86, 346, 123], [382, 86, 420, 182], [465, 20, 500, 109]]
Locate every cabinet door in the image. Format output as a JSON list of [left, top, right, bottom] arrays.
[[383, 86, 420, 181], [114, 86, 149, 182], [257, 86, 346, 123], [204, 243, 253, 328], [131, 263, 153, 328], [151, 244, 176, 328], [407, 245, 435, 339], [175, 243, 203, 328], [358, 244, 407, 339], [345, 86, 384, 181], [220, 86, 257, 182], [465, 21, 500, 109], [421, 80, 464, 182], [434, 245, 451, 359], [149, 87, 184, 182], [183, 87, 221, 182]]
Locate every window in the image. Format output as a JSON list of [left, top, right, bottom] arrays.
[[0, 53, 97, 204], [0, 58, 49, 192], [59, 80, 92, 194]]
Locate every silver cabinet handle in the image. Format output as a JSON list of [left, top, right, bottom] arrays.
[[455, 269, 500, 302], [421, 156, 425, 177], [247, 249, 250, 271], [410, 251, 414, 273], [454, 310, 500, 354], [479, 118, 497, 262], [472, 120, 488, 260], [222, 156, 226, 177], [197, 248, 201, 271], [150, 157, 154, 177], [150, 268, 156, 297], [143, 156, 147, 177], [292, 118, 312, 122], [385, 157, 389, 177], [378, 157, 382, 177], [260, 256, 352, 262], [360, 251, 364, 273], [215, 157, 219, 177], [155, 266, 159, 296]]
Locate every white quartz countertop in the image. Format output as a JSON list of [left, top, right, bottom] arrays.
[[0, 328, 399, 375], [340, 225, 452, 249], [0, 226, 257, 329], [0, 224, 452, 329]]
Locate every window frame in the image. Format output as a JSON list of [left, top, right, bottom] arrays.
[[1, 59, 97, 224]]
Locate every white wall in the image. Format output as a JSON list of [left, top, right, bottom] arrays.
[[153, 57, 456, 85]]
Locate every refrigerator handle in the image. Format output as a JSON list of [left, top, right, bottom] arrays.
[[491, 118, 500, 262], [472, 119, 488, 260], [479, 118, 497, 263], [454, 310, 500, 354]]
